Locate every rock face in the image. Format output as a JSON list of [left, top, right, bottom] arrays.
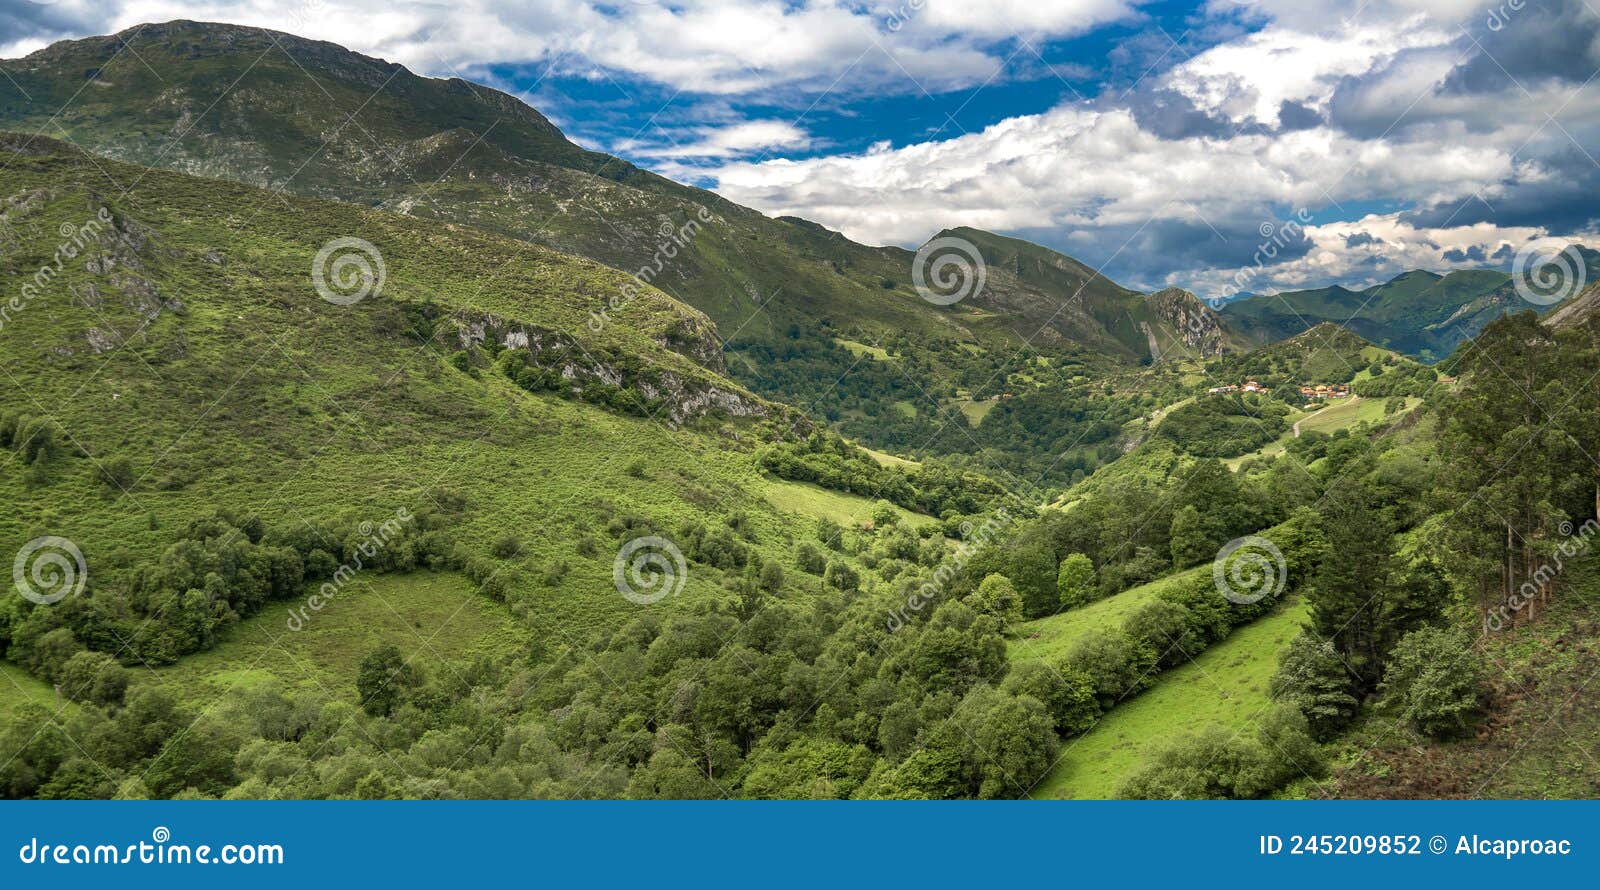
[[449, 310, 770, 427], [1144, 287, 1231, 358], [1545, 281, 1600, 329]]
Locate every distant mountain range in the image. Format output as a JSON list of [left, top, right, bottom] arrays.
[[1221, 251, 1600, 361]]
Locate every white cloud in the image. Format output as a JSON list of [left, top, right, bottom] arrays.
[[706, 103, 1513, 246], [13, 0, 1142, 95], [615, 120, 815, 160]]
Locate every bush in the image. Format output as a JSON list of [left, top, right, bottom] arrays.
[[967, 573, 1023, 628], [1270, 633, 1359, 740], [491, 535, 523, 559], [1119, 705, 1323, 799], [795, 542, 827, 575], [823, 561, 859, 591], [1056, 553, 1095, 609], [1380, 627, 1484, 738], [1123, 599, 1204, 669], [57, 650, 130, 708], [1064, 631, 1157, 709], [1000, 660, 1098, 736]]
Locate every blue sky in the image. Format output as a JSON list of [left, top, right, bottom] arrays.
[[7, 0, 1600, 297]]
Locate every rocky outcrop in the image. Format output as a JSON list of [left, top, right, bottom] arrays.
[[1144, 288, 1232, 358], [449, 310, 766, 427]]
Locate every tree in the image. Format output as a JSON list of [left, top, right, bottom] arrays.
[[823, 560, 859, 591], [1056, 553, 1096, 609], [1065, 631, 1156, 709], [794, 542, 826, 575], [1307, 482, 1394, 691], [759, 561, 785, 593], [1270, 633, 1358, 740], [356, 645, 419, 717], [1168, 505, 1221, 569], [1001, 660, 1098, 736], [1123, 599, 1202, 669], [1381, 628, 1484, 738], [871, 501, 899, 529], [56, 651, 130, 708], [968, 574, 1024, 628]]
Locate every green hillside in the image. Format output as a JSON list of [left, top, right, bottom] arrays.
[[0, 21, 1245, 481]]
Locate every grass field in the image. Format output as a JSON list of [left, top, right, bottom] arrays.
[[951, 397, 998, 427], [1296, 395, 1414, 435], [1010, 565, 1210, 664], [1224, 396, 1419, 469], [143, 571, 530, 706], [0, 661, 61, 719], [859, 445, 922, 470], [761, 478, 939, 530], [1028, 598, 1308, 799], [833, 338, 894, 362]]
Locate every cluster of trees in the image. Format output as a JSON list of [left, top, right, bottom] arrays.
[[1353, 361, 1436, 398], [758, 432, 1014, 518], [731, 325, 1157, 487], [0, 412, 66, 482], [1157, 395, 1289, 458], [0, 507, 457, 672], [0, 503, 1063, 799]]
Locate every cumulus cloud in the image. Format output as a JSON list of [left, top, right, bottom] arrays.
[[7, 0, 1599, 297], [4, 0, 1143, 95], [703, 0, 1600, 294]]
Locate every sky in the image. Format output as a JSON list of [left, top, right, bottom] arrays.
[[6, 0, 1600, 297]]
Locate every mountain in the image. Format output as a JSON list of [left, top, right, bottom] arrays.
[[0, 22, 1233, 367], [1223, 250, 1600, 360], [930, 227, 1247, 361]]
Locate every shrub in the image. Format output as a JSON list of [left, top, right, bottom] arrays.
[[1064, 631, 1157, 709], [1270, 633, 1359, 740], [491, 535, 524, 559], [1000, 660, 1099, 736], [1056, 553, 1095, 609], [966, 573, 1023, 628], [1123, 599, 1204, 669], [1380, 627, 1484, 738], [795, 542, 827, 575], [1119, 705, 1322, 799], [57, 650, 130, 708]]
